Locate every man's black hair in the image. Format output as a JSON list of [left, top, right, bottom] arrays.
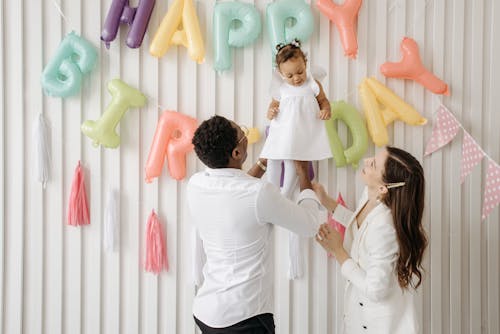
[[192, 115, 238, 168]]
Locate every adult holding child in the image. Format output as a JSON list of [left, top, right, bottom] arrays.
[[315, 146, 427, 334], [187, 115, 322, 333]]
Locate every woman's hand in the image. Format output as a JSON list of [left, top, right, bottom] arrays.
[[312, 182, 337, 211], [267, 106, 279, 120], [316, 223, 349, 264]]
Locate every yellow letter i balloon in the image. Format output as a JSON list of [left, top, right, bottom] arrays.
[[81, 79, 147, 148], [149, 0, 205, 63]]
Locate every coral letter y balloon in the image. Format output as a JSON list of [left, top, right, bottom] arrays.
[[317, 0, 362, 58], [380, 37, 449, 95], [149, 0, 205, 63]]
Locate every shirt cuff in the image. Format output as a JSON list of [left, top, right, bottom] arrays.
[[341, 258, 359, 280], [297, 189, 320, 205], [331, 205, 354, 227]]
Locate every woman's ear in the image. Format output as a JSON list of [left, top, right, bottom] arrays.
[[378, 185, 388, 196]]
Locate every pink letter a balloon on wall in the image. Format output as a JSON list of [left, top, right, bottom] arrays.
[[145, 111, 198, 182], [380, 37, 450, 95]]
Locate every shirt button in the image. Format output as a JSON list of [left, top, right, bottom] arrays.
[[359, 302, 364, 306], [362, 325, 367, 329]]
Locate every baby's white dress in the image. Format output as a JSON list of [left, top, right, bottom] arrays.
[[260, 75, 332, 161]]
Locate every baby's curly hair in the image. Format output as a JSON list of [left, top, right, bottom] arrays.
[[192, 115, 238, 168], [275, 39, 307, 67]]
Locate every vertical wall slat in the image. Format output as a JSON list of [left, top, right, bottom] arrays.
[[3, 0, 24, 332], [23, 0, 44, 332], [0, 0, 5, 328]]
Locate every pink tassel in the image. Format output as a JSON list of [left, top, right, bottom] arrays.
[[67, 161, 90, 226], [327, 193, 347, 257], [144, 210, 168, 274]]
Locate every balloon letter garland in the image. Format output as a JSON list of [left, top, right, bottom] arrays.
[[213, 2, 261, 72], [359, 77, 427, 146], [101, 0, 156, 49], [145, 111, 198, 182], [81, 79, 147, 148], [380, 37, 450, 95], [266, 0, 314, 60], [150, 0, 205, 63], [324, 101, 368, 167], [317, 0, 362, 59], [41, 32, 97, 98]]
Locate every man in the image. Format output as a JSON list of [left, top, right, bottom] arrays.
[[187, 115, 321, 333]]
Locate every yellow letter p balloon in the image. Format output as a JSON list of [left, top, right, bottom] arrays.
[[149, 0, 205, 63], [145, 111, 198, 182]]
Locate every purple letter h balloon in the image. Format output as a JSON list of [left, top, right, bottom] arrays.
[[101, 0, 155, 49]]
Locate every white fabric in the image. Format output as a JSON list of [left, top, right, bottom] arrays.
[[261, 76, 332, 161], [334, 187, 419, 334], [187, 168, 321, 328]]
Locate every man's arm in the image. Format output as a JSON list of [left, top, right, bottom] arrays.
[[247, 158, 267, 178]]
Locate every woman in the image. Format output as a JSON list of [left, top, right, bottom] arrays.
[[315, 146, 427, 334]]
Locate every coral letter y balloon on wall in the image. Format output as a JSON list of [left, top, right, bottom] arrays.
[[150, 0, 205, 63], [145, 111, 198, 182], [266, 0, 314, 59], [316, 0, 362, 59], [101, 0, 156, 49], [41, 32, 97, 98], [213, 2, 261, 72], [81, 79, 147, 148], [380, 37, 450, 95]]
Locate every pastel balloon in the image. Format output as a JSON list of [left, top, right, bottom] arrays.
[[247, 127, 261, 145], [380, 37, 450, 95], [324, 101, 368, 167], [101, 0, 155, 49], [150, 0, 205, 63], [365, 77, 427, 126], [145, 111, 198, 182], [266, 0, 314, 59], [359, 80, 388, 147], [317, 0, 362, 59], [213, 2, 261, 72], [81, 79, 147, 148], [41, 32, 97, 98]]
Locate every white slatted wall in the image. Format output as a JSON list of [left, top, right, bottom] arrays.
[[1, 0, 499, 333]]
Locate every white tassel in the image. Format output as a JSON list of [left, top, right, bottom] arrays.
[[32, 113, 51, 188], [288, 232, 304, 280], [103, 189, 119, 252]]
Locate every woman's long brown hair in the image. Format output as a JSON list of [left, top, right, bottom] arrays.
[[381, 146, 427, 290]]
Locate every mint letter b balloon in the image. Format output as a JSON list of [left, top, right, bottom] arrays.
[[41, 32, 97, 98], [266, 0, 314, 59], [213, 2, 261, 72]]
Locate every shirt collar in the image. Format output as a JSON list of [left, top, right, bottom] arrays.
[[204, 167, 246, 177]]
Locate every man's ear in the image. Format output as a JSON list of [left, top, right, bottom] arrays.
[[232, 147, 242, 161]]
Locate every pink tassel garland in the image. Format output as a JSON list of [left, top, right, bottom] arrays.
[[145, 210, 168, 274], [327, 193, 347, 257], [67, 161, 90, 226]]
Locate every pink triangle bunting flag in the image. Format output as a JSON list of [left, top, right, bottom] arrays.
[[460, 131, 485, 184], [424, 105, 460, 156], [482, 159, 500, 221]]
